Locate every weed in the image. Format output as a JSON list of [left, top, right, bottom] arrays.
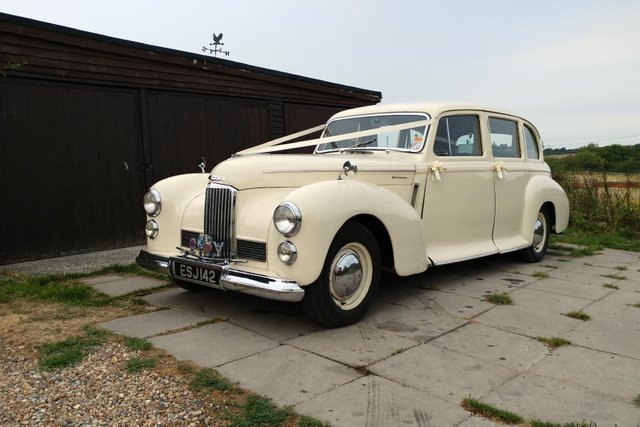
[[628, 302, 640, 309], [483, 292, 513, 305], [633, 394, 640, 407], [461, 397, 523, 424], [296, 415, 331, 427], [601, 273, 626, 280], [126, 356, 157, 373], [558, 258, 570, 262], [530, 420, 597, 427], [532, 271, 550, 279], [177, 361, 196, 375], [123, 337, 152, 352], [230, 394, 293, 427], [541, 264, 558, 269], [564, 310, 591, 321], [614, 265, 628, 271], [602, 284, 619, 289], [583, 262, 593, 266], [38, 325, 109, 371], [535, 336, 571, 349], [190, 368, 238, 393]]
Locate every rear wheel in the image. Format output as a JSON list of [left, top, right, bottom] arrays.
[[520, 207, 550, 263], [304, 222, 381, 328]]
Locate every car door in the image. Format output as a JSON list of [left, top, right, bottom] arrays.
[[488, 115, 530, 251], [423, 112, 499, 264]]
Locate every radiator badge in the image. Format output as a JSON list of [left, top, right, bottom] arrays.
[[213, 241, 225, 258], [189, 234, 214, 258]]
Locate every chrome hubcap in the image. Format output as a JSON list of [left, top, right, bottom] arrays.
[[331, 252, 363, 300], [532, 213, 546, 252], [329, 242, 372, 310]]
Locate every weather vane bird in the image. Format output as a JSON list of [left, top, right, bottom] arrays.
[[202, 32, 230, 57]]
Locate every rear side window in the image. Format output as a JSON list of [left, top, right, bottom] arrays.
[[434, 115, 482, 156], [489, 118, 520, 158], [524, 125, 540, 160]]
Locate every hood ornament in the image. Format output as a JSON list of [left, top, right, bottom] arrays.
[[337, 160, 358, 180], [198, 157, 207, 173]]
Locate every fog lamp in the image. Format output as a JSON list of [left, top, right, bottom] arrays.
[[277, 241, 297, 265]]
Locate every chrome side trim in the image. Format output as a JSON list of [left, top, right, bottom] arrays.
[[136, 251, 304, 302]]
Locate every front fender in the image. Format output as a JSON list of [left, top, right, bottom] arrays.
[[522, 175, 570, 240], [268, 180, 428, 286]]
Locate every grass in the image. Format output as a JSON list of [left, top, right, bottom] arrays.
[[600, 273, 626, 280], [614, 265, 628, 271], [461, 397, 524, 424], [551, 230, 640, 253], [126, 356, 158, 373], [0, 263, 168, 306], [535, 336, 571, 349], [190, 368, 238, 393], [564, 310, 591, 321], [602, 283, 619, 289], [532, 271, 549, 279], [296, 415, 331, 427], [629, 302, 640, 309], [541, 264, 558, 269], [633, 394, 640, 407], [229, 394, 293, 427], [529, 420, 597, 427], [483, 292, 513, 305], [123, 337, 152, 352], [38, 325, 109, 371]]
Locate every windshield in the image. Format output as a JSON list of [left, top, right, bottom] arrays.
[[316, 113, 429, 153]]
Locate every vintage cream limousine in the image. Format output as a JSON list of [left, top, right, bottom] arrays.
[[136, 103, 569, 327]]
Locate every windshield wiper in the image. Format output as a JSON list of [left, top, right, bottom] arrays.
[[340, 138, 376, 153]]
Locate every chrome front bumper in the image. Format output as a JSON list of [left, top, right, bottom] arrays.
[[135, 250, 304, 302]]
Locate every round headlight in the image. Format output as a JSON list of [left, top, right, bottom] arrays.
[[143, 189, 161, 216], [277, 241, 297, 264], [273, 202, 301, 236], [145, 220, 159, 239]]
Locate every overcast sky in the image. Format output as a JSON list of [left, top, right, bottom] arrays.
[[2, 0, 639, 148]]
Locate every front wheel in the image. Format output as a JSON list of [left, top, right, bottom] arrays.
[[304, 222, 381, 328], [520, 207, 550, 263]]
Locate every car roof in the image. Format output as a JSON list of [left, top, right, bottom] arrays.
[[329, 102, 525, 122]]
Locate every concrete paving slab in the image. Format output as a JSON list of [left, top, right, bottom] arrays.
[[217, 345, 360, 406], [83, 275, 125, 285], [286, 316, 418, 366], [418, 278, 516, 300], [403, 289, 494, 319], [494, 262, 557, 277], [99, 309, 212, 338], [142, 288, 319, 342], [457, 416, 501, 427], [527, 277, 614, 300], [531, 345, 640, 400], [546, 268, 613, 286], [461, 270, 537, 288], [583, 290, 640, 328], [484, 372, 640, 426], [587, 249, 640, 266], [475, 305, 581, 337], [294, 375, 469, 427], [567, 319, 640, 359], [370, 344, 516, 403], [87, 275, 166, 297], [150, 322, 278, 367], [369, 301, 468, 343], [429, 323, 547, 372], [509, 287, 592, 314], [613, 276, 640, 292], [541, 259, 621, 275]]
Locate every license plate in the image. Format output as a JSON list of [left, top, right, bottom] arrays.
[[172, 260, 221, 285]]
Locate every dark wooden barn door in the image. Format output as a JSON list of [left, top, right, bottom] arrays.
[[0, 78, 146, 263], [144, 91, 270, 183]]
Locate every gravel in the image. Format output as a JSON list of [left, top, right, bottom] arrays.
[[0, 339, 224, 426]]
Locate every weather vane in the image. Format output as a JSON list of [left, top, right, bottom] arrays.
[[202, 33, 230, 57]]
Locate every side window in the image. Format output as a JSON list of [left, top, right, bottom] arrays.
[[434, 115, 482, 156], [524, 125, 540, 160], [489, 117, 521, 158]]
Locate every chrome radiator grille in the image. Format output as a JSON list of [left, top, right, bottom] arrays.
[[204, 184, 237, 259]]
